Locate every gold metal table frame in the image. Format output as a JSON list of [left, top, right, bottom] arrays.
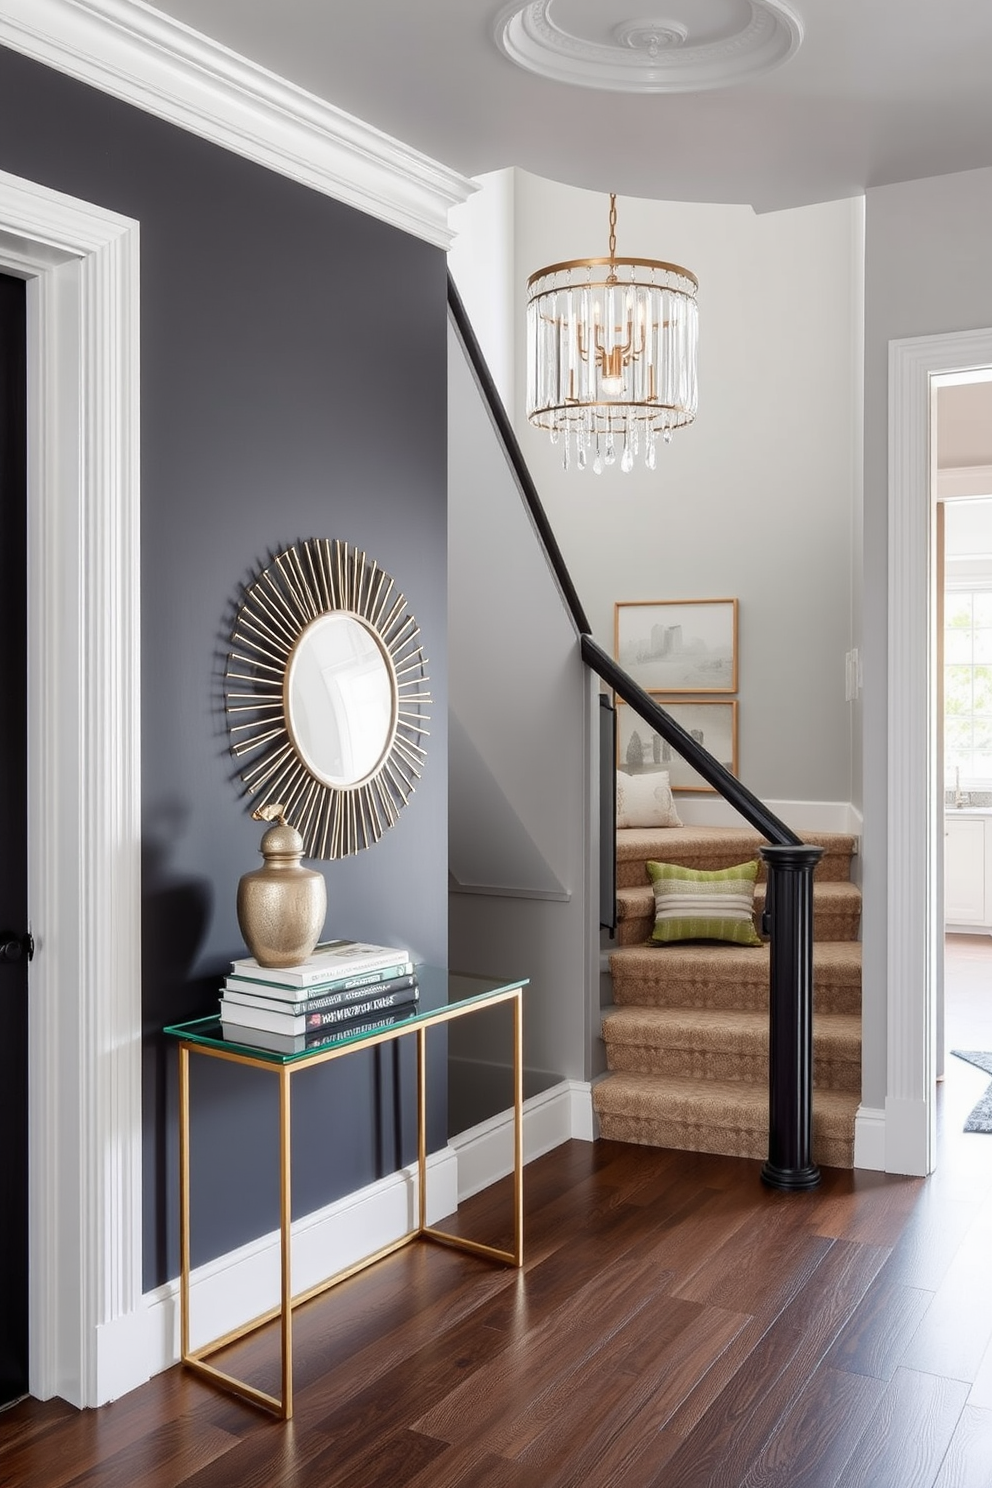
[[167, 970, 525, 1420]]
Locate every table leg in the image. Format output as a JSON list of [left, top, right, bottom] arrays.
[[179, 1043, 191, 1364], [417, 1025, 427, 1234], [513, 990, 524, 1266], [279, 1065, 293, 1419]]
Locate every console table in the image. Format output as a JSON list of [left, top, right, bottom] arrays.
[[164, 965, 527, 1420]]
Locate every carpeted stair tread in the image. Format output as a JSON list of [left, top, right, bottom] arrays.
[[593, 1072, 859, 1167], [615, 879, 861, 948], [601, 1006, 861, 1090], [609, 939, 862, 1015], [616, 825, 857, 888], [603, 821, 862, 1168]]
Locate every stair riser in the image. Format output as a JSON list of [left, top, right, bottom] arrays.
[[604, 1043, 860, 1092], [611, 973, 861, 1017], [595, 1111, 854, 1169], [616, 852, 854, 889], [615, 906, 861, 947]]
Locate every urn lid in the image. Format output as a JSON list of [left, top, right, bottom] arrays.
[[253, 804, 303, 861]]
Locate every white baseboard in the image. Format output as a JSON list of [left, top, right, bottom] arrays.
[[452, 1079, 591, 1201], [853, 1104, 886, 1171], [675, 798, 861, 836], [883, 1095, 933, 1177], [139, 1146, 459, 1379], [135, 1085, 587, 1391]]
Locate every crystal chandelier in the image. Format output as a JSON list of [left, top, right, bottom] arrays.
[[526, 194, 698, 472]]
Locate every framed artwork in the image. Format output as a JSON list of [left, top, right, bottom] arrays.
[[616, 696, 739, 793], [614, 598, 738, 693]]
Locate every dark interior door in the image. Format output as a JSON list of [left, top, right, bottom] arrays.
[[0, 271, 29, 1407]]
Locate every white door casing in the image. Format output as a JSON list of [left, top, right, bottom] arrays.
[[0, 167, 142, 1408], [887, 326, 992, 1177]]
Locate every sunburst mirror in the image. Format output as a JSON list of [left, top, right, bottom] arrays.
[[225, 538, 431, 858]]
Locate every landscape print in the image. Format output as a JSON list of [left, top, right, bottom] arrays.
[[615, 598, 738, 693], [617, 698, 738, 792]]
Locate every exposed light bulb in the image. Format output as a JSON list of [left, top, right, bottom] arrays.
[[601, 374, 624, 395]]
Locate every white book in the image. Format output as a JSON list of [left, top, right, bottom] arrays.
[[229, 938, 410, 988]]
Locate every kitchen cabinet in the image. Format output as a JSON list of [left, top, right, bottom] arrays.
[[945, 811, 992, 927]]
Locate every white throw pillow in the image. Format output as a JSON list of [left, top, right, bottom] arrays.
[[616, 770, 683, 829]]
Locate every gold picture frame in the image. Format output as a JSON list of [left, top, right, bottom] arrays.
[[614, 598, 738, 694], [617, 696, 739, 793]]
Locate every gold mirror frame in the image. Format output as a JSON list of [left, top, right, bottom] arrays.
[[225, 538, 431, 859]]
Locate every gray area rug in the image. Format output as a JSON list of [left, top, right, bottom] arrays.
[[951, 1050, 992, 1132]]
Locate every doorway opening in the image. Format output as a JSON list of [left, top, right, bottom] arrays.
[[934, 373, 992, 1138]]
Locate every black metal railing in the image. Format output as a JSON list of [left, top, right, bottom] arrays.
[[448, 273, 823, 1190]]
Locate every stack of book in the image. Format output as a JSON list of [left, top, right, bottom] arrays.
[[219, 938, 419, 1053]]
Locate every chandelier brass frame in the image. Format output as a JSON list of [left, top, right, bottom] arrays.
[[526, 194, 698, 472]]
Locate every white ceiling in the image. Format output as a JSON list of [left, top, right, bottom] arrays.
[[135, 0, 992, 212]]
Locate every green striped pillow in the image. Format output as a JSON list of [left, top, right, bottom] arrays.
[[647, 859, 763, 947]]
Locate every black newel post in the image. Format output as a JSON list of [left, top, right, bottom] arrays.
[[759, 843, 824, 1191]]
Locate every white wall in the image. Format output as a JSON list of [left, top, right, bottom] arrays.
[[447, 315, 598, 1090], [862, 166, 992, 1113], [452, 169, 861, 807]]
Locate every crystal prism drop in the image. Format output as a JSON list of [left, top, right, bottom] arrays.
[[621, 445, 633, 473], [593, 456, 603, 475]]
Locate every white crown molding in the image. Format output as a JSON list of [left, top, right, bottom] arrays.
[[0, 165, 143, 1408], [0, 0, 475, 248]]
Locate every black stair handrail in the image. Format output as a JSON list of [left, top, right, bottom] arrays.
[[448, 271, 822, 1190], [582, 637, 801, 849]]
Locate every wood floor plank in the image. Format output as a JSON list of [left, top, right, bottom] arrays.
[[657, 1236, 891, 1486], [898, 1209, 992, 1383], [673, 1201, 836, 1318], [967, 1330, 992, 1410], [738, 1365, 885, 1488], [3, 1037, 992, 1488], [802, 1167, 925, 1246], [411, 1253, 681, 1447], [55, 1419, 239, 1488], [882, 1192, 980, 1291], [932, 1404, 992, 1488], [832, 1367, 969, 1488], [825, 1274, 934, 1381], [508, 1300, 745, 1476]]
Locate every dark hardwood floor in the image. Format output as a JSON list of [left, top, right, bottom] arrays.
[[5, 939, 992, 1487]]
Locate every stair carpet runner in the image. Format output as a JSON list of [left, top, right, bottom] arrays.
[[593, 825, 862, 1169]]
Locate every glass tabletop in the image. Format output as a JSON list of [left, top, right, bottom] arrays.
[[163, 964, 528, 1065]]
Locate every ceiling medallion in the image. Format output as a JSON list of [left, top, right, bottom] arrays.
[[494, 0, 803, 93], [614, 21, 688, 57]]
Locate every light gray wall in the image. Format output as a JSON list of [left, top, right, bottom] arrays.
[[447, 316, 597, 1092], [862, 165, 992, 1109], [453, 169, 861, 808]]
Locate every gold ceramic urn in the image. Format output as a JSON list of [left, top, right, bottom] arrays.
[[237, 805, 327, 967]]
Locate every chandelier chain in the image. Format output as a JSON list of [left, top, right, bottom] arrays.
[[608, 193, 617, 270]]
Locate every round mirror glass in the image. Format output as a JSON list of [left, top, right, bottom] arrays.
[[286, 613, 396, 787]]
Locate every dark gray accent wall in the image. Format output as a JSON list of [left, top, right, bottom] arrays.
[[0, 45, 448, 1289]]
